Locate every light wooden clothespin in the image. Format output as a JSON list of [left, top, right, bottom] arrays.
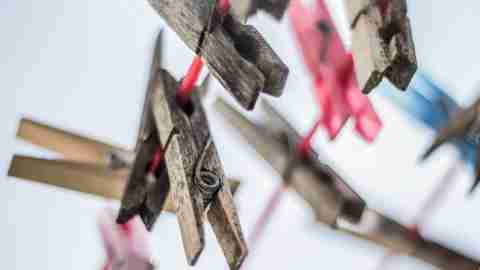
[[147, 0, 289, 110], [345, 0, 417, 93]]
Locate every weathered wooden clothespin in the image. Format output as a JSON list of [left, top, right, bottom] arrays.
[[99, 209, 154, 270], [147, 0, 289, 110], [124, 27, 246, 269], [215, 98, 366, 226], [337, 209, 480, 270], [230, 0, 291, 22], [345, 0, 417, 93], [7, 30, 244, 270], [289, 0, 382, 141]]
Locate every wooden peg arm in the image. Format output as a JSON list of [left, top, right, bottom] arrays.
[[345, 0, 417, 93], [148, 0, 288, 110]]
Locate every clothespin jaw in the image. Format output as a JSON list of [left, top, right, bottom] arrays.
[[230, 0, 291, 22], [148, 0, 289, 110], [421, 98, 480, 193], [346, 0, 417, 93], [117, 30, 171, 229], [337, 210, 480, 270], [214, 98, 366, 226]]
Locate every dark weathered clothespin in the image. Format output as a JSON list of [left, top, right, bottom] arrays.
[[148, 71, 247, 270], [345, 0, 417, 93], [337, 209, 480, 270], [215, 98, 366, 225], [422, 96, 480, 193], [110, 27, 246, 269], [116, 30, 171, 229], [147, 0, 289, 110], [230, 0, 291, 22]]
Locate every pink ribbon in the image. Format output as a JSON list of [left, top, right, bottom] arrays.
[[98, 209, 152, 270], [289, 0, 382, 142]]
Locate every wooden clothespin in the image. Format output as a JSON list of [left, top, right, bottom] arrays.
[[147, 0, 289, 110], [230, 0, 291, 22], [7, 118, 239, 212], [7, 30, 244, 270], [289, 0, 382, 141], [214, 98, 366, 226], [345, 0, 417, 93], [422, 96, 480, 193], [337, 209, 480, 270], [127, 29, 247, 269], [98, 209, 154, 270]]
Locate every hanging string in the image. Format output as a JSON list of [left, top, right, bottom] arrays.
[[371, 159, 461, 270]]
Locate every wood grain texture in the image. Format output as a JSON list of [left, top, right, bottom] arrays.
[[338, 210, 480, 270], [148, 0, 288, 110], [151, 69, 205, 265], [8, 153, 238, 215], [151, 69, 246, 270], [345, 0, 417, 93], [8, 155, 127, 199], [189, 92, 247, 270], [17, 118, 131, 167]]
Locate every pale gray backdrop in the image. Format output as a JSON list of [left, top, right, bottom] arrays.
[[1, 0, 480, 269]]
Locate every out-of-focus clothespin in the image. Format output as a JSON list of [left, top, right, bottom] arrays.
[[381, 72, 480, 193], [289, 0, 382, 141], [422, 95, 480, 193], [337, 209, 480, 270], [148, 0, 289, 110], [98, 209, 154, 270], [215, 98, 366, 226], [230, 0, 291, 22], [214, 97, 480, 269], [345, 0, 417, 93]]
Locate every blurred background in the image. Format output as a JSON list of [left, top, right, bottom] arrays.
[[1, 0, 480, 269]]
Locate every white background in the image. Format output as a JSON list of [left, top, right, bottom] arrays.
[[1, 0, 480, 269]]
